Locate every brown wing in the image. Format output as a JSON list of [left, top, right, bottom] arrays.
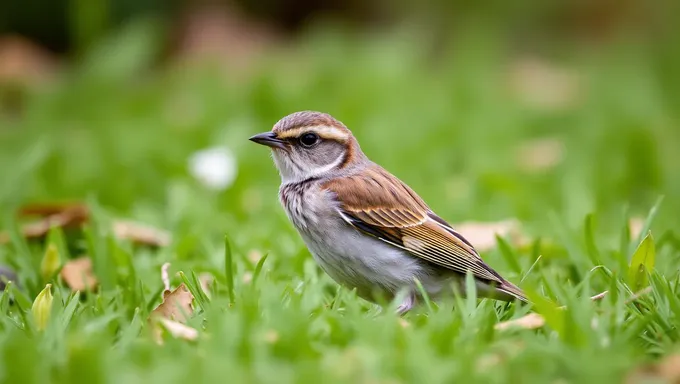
[[321, 166, 506, 285]]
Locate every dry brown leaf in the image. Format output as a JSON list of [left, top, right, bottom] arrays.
[[627, 355, 680, 384], [149, 263, 197, 344], [113, 220, 171, 247], [156, 318, 199, 344], [19, 203, 89, 218], [0, 203, 90, 244], [495, 313, 546, 331], [60, 257, 98, 291], [150, 283, 194, 323], [454, 219, 527, 252], [0, 35, 58, 86], [149, 282, 195, 345], [0, 203, 170, 248], [516, 138, 565, 173]]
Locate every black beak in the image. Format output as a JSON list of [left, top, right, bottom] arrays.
[[249, 132, 287, 150]]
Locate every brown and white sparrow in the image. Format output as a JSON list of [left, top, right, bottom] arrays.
[[250, 111, 527, 313]]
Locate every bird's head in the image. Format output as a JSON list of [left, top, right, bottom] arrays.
[[249, 111, 367, 183]]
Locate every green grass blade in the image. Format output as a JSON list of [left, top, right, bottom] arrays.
[[116, 307, 143, 349], [224, 234, 235, 305], [583, 213, 601, 265], [190, 270, 210, 304], [526, 289, 564, 335], [60, 291, 81, 332], [179, 271, 206, 312], [413, 278, 433, 313], [252, 253, 269, 287], [496, 235, 522, 275], [628, 232, 656, 292], [633, 195, 664, 248]]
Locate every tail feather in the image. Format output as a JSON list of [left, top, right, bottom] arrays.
[[496, 280, 530, 303]]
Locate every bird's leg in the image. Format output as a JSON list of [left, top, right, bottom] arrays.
[[395, 291, 416, 316]]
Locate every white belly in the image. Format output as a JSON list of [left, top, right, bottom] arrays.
[[280, 181, 442, 301]]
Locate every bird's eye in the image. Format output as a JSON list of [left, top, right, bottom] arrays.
[[299, 133, 319, 147]]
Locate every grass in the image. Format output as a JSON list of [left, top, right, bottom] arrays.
[[1, 20, 680, 383]]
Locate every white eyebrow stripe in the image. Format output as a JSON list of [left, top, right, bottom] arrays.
[[276, 125, 350, 142]]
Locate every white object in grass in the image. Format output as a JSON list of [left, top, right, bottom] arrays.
[[188, 146, 237, 191]]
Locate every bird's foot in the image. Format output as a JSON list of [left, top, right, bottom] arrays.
[[395, 291, 416, 316]]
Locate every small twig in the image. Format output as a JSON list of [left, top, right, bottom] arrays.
[[590, 290, 609, 301], [554, 290, 608, 310]]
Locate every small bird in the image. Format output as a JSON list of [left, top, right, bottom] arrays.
[[250, 111, 527, 314]]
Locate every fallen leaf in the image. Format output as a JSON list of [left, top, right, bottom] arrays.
[[495, 313, 546, 331], [0, 35, 58, 86], [149, 282, 196, 345], [148, 263, 197, 344], [151, 284, 194, 323], [19, 203, 88, 217], [627, 355, 680, 384], [113, 220, 171, 247], [0, 203, 171, 248], [155, 318, 199, 344], [0, 203, 89, 244], [454, 219, 527, 252], [60, 257, 98, 291], [515, 138, 565, 173]]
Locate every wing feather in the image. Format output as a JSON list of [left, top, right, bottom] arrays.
[[322, 166, 509, 286]]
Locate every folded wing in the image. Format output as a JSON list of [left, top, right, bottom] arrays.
[[322, 165, 527, 302]]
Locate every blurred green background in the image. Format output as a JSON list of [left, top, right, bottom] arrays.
[[1, 0, 680, 382], [2, 0, 679, 232]]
